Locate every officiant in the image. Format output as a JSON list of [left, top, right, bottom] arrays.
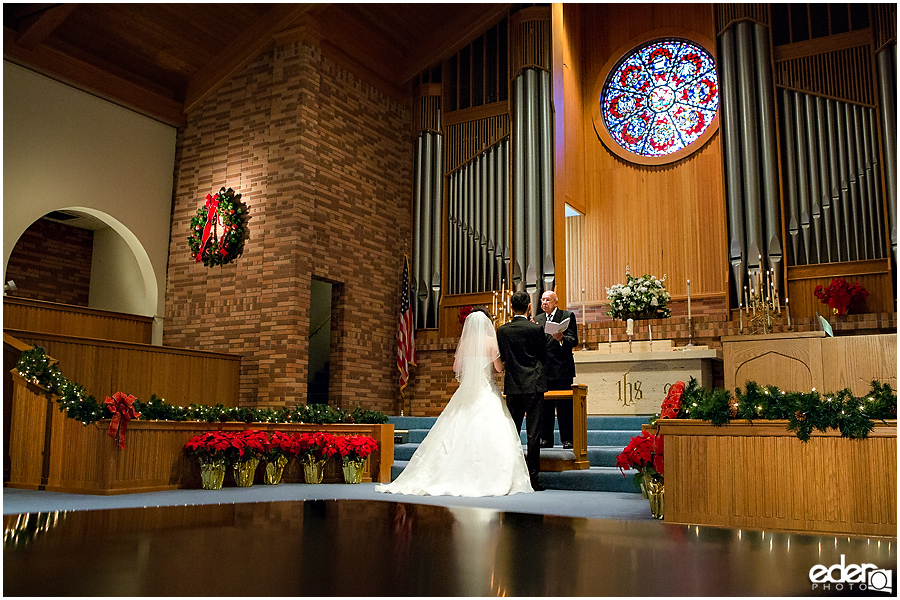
[[534, 290, 578, 449]]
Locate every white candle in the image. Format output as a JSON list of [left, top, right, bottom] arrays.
[[626, 318, 634, 336], [608, 327, 612, 348], [687, 279, 692, 319], [648, 323, 652, 343], [786, 297, 791, 328], [739, 302, 743, 331]]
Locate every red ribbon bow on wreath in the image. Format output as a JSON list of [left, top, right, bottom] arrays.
[[197, 193, 228, 261], [105, 391, 141, 449]]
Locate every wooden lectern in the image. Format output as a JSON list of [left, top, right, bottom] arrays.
[[539, 384, 590, 471]]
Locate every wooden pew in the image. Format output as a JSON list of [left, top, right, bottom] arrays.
[[540, 384, 590, 471]]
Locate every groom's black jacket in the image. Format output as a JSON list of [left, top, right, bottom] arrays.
[[496, 316, 548, 395]]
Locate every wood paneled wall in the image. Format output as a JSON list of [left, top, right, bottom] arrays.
[[558, 4, 727, 311], [5, 329, 241, 408], [4, 297, 153, 344]]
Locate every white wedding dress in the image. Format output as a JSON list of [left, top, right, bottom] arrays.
[[375, 311, 533, 497]]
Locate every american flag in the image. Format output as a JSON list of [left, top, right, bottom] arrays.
[[397, 255, 417, 394]]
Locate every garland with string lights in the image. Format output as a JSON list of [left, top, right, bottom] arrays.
[[15, 346, 388, 426], [649, 376, 895, 441]]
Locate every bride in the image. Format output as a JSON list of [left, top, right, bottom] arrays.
[[374, 307, 533, 496]]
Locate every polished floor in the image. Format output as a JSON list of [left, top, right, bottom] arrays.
[[3, 486, 897, 596]]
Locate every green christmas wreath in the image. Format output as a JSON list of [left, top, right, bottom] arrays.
[[188, 187, 250, 267]]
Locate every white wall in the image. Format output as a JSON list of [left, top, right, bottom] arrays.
[[3, 62, 176, 329]]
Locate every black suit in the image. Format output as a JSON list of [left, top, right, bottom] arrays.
[[534, 308, 578, 446], [496, 315, 548, 484]]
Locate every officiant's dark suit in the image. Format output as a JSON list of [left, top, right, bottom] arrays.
[[534, 290, 578, 449], [497, 290, 548, 490]]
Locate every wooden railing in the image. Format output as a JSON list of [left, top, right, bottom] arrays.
[[7, 371, 394, 494], [657, 419, 897, 537], [3, 297, 153, 344], [5, 329, 241, 408]]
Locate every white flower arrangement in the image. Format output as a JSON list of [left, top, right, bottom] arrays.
[[605, 266, 671, 320]]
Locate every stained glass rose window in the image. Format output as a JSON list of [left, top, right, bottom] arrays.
[[600, 38, 718, 159]]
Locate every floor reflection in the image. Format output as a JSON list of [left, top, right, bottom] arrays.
[[3, 500, 896, 596]]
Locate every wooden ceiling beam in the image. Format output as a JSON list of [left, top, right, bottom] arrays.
[[182, 4, 314, 115], [4, 27, 186, 126], [399, 4, 511, 83], [14, 4, 77, 50]]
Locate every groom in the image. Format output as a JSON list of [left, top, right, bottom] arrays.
[[496, 290, 548, 491]]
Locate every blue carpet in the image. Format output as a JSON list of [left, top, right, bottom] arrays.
[[3, 484, 656, 521]]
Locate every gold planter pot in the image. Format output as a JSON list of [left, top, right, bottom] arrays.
[[341, 458, 365, 484], [199, 460, 226, 490], [302, 458, 326, 484], [233, 458, 259, 487], [264, 455, 289, 485], [645, 473, 665, 519]]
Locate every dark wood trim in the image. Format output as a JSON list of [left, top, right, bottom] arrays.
[[773, 28, 873, 62], [4, 297, 154, 324], [787, 259, 891, 281]]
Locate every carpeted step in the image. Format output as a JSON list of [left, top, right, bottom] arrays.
[[588, 446, 627, 468], [540, 467, 641, 493]]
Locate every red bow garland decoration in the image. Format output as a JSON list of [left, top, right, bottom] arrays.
[[105, 391, 141, 449]]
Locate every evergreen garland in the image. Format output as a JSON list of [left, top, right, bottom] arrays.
[[649, 375, 896, 442], [15, 346, 388, 426]]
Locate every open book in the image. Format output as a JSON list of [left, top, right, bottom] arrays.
[[544, 316, 571, 335]]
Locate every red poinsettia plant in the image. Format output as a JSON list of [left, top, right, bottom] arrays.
[[184, 431, 232, 464], [262, 431, 298, 462], [616, 430, 664, 479], [234, 429, 268, 463], [660, 381, 686, 419], [294, 431, 339, 462], [334, 435, 379, 464], [813, 278, 868, 316]]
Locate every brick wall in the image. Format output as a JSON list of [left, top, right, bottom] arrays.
[[164, 39, 411, 411], [5, 218, 93, 306]]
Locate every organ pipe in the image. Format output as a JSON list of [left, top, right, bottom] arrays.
[[866, 108, 888, 259], [852, 105, 872, 259], [804, 94, 823, 264], [513, 75, 526, 291], [538, 69, 555, 293], [843, 103, 862, 260], [412, 136, 425, 327], [793, 91, 812, 265], [431, 133, 442, 314], [825, 100, 844, 262], [834, 101, 855, 261], [815, 96, 835, 262], [719, 27, 748, 306], [753, 23, 783, 290], [736, 22, 763, 271], [876, 47, 897, 260], [782, 90, 801, 264], [420, 133, 434, 320]]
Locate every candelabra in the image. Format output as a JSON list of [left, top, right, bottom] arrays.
[[491, 285, 513, 330], [741, 264, 790, 335]]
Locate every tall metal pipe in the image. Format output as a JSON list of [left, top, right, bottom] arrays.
[[804, 93, 823, 264], [815, 96, 835, 262], [753, 23, 783, 285], [499, 140, 510, 288], [524, 68, 541, 303], [835, 101, 855, 261], [431, 133, 443, 322], [793, 92, 812, 265], [486, 147, 496, 291], [736, 22, 762, 270], [877, 47, 897, 259], [842, 103, 862, 260], [852, 105, 873, 259], [825, 100, 844, 262], [448, 171, 457, 294], [412, 135, 425, 326], [782, 90, 801, 265], [539, 69, 555, 293], [473, 153, 483, 291], [865, 108, 887, 258], [513, 75, 526, 290], [719, 27, 747, 305], [420, 133, 434, 321]]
